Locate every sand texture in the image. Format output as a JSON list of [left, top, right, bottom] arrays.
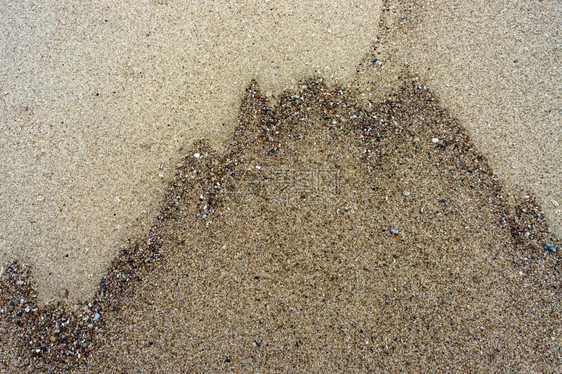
[[1, 80, 560, 372], [369, 0, 562, 237], [0, 0, 382, 304], [1, 0, 561, 372]]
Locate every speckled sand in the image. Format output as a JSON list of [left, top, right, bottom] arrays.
[[0, 1, 561, 371], [0, 0, 381, 304], [0, 0, 560, 311]]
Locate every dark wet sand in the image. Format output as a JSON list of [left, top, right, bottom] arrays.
[[1, 80, 559, 372]]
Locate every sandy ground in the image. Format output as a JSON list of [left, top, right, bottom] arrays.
[[1, 79, 559, 372], [85, 81, 560, 373], [0, 0, 561, 372], [1, 0, 560, 308], [370, 0, 562, 237], [0, 0, 381, 304]]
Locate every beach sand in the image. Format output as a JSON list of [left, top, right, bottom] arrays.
[[1, 0, 561, 372], [2, 79, 559, 372], [362, 0, 562, 237], [0, 0, 381, 304]]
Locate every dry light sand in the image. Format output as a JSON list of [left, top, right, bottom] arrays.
[[0, 0, 561, 372]]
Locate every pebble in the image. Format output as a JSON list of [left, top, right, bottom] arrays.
[[193, 153, 201, 158], [403, 191, 410, 196], [93, 313, 100, 321], [543, 244, 556, 252], [431, 138, 439, 143], [390, 228, 399, 235]]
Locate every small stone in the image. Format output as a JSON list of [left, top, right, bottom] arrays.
[[93, 313, 100, 321], [543, 244, 556, 252], [403, 191, 410, 196], [193, 153, 201, 158], [390, 228, 399, 235], [431, 138, 439, 143], [255, 165, 261, 170]]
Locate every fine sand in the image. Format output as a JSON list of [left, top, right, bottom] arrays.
[[1, 0, 561, 372], [0, 0, 382, 304], [1, 0, 560, 307], [1, 79, 559, 372]]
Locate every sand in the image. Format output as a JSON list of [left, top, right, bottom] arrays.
[[1, 0, 560, 308], [1, 0, 561, 372], [1, 79, 559, 372], [361, 0, 562, 237], [0, 0, 382, 304]]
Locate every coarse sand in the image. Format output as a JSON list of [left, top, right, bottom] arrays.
[[1, 80, 559, 373], [362, 0, 562, 238]]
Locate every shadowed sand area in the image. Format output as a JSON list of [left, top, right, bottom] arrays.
[[1, 80, 559, 372]]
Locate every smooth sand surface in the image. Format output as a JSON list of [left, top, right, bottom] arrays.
[[0, 0, 381, 304]]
